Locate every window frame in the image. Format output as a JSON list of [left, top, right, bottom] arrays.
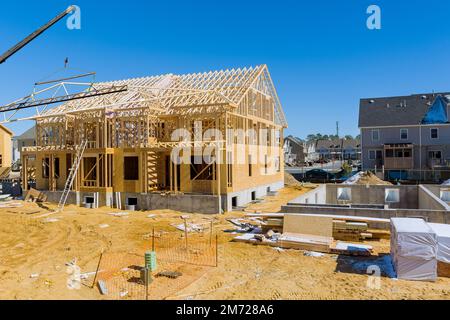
[[400, 128, 408, 140], [428, 150, 442, 160], [124, 156, 139, 181], [430, 128, 439, 140], [371, 129, 380, 142]]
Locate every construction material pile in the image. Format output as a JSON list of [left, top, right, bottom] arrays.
[[255, 212, 390, 241], [390, 218, 450, 281], [343, 171, 392, 185], [229, 213, 388, 256]]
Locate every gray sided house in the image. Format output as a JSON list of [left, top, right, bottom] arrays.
[[12, 125, 36, 163], [315, 138, 361, 161], [359, 93, 450, 180], [283, 135, 305, 166]]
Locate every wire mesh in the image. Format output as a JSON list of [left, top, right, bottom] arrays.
[[93, 230, 218, 300]]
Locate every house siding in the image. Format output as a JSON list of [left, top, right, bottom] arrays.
[[361, 125, 450, 170]]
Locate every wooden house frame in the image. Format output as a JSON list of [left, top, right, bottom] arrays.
[[21, 65, 287, 212]]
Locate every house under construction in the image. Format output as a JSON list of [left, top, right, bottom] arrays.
[[21, 65, 287, 213]]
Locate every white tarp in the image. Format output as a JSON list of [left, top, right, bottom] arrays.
[[428, 223, 450, 264], [391, 218, 437, 281]]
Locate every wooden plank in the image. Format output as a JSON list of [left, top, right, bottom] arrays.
[[246, 212, 391, 224], [283, 214, 333, 237], [278, 233, 332, 253]]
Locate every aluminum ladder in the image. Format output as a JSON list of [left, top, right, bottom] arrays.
[[57, 140, 88, 211]]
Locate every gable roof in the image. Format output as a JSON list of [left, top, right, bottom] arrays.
[[15, 125, 36, 140], [359, 93, 450, 128], [285, 135, 303, 146], [39, 65, 287, 127], [316, 139, 342, 149]]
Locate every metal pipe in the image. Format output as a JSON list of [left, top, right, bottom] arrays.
[[35, 72, 96, 86], [0, 6, 76, 64]]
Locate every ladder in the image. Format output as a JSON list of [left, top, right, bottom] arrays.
[[57, 140, 88, 211]]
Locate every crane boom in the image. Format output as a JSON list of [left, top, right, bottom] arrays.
[[0, 5, 76, 64]]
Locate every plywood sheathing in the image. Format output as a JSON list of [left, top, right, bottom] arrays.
[[283, 214, 333, 237]]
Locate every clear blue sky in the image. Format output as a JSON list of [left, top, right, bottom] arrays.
[[1, 0, 450, 138]]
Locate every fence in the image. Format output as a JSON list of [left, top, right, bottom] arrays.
[[92, 230, 218, 300], [370, 168, 450, 184]]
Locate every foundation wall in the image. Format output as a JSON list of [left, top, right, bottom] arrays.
[[283, 184, 450, 225], [42, 190, 223, 214], [225, 180, 284, 211]]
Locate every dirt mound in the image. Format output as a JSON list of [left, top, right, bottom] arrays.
[[284, 172, 301, 187], [345, 171, 392, 185]]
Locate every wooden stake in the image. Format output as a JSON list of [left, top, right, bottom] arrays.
[[183, 219, 188, 250], [92, 249, 104, 289], [215, 234, 218, 267], [152, 226, 155, 252]]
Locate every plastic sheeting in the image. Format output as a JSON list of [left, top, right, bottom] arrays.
[[422, 95, 449, 124], [391, 218, 437, 281], [428, 223, 450, 264]]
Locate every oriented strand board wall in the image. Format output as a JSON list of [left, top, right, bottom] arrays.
[[283, 214, 333, 237], [0, 125, 12, 167]]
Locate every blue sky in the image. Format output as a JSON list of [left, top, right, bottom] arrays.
[[1, 0, 450, 138]]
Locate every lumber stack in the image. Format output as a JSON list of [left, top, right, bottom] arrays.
[[253, 213, 390, 242], [278, 233, 332, 253], [333, 220, 371, 241]]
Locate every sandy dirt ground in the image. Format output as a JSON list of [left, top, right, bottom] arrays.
[[0, 185, 449, 300]]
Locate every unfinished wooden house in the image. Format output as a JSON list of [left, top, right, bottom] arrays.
[[21, 65, 287, 213]]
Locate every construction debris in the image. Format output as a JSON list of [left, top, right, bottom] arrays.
[[98, 280, 108, 295], [304, 251, 325, 258], [24, 188, 48, 202], [171, 223, 204, 232], [0, 201, 23, 208], [107, 212, 129, 217], [155, 271, 182, 279]]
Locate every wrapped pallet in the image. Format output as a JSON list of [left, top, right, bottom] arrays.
[[428, 223, 450, 277], [390, 218, 437, 281]]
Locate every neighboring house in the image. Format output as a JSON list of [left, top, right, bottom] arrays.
[[359, 92, 450, 172], [315, 139, 342, 161], [283, 135, 305, 166], [0, 124, 13, 169], [12, 125, 36, 163], [312, 138, 361, 161], [304, 141, 319, 162], [342, 138, 361, 161]]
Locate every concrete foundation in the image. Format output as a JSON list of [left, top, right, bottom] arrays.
[[281, 184, 450, 224], [41, 180, 284, 214], [225, 180, 284, 211]]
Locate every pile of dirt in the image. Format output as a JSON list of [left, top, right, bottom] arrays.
[[344, 171, 392, 186], [284, 172, 302, 187]]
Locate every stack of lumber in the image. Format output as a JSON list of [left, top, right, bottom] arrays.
[[333, 220, 371, 241], [248, 213, 391, 241], [278, 233, 333, 252]]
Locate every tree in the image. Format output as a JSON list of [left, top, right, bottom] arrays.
[[344, 135, 353, 140]]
